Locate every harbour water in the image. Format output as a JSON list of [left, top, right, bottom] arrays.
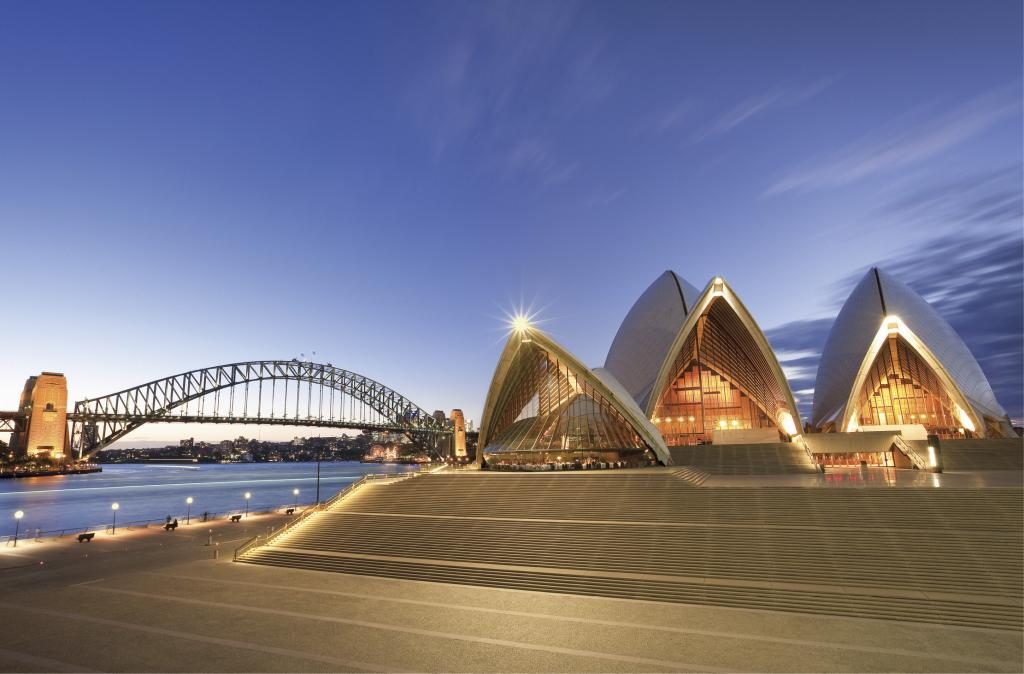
[[0, 462, 417, 538]]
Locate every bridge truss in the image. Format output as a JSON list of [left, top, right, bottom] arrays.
[[69, 360, 447, 457], [0, 411, 22, 434]]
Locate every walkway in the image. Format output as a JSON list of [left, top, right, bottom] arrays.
[[1, 552, 1022, 672]]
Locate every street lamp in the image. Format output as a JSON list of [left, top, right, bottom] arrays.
[[111, 502, 119, 535], [13, 510, 23, 548], [244, 492, 251, 518], [293, 488, 299, 509], [186, 497, 193, 525]]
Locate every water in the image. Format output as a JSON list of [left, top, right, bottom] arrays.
[[0, 462, 418, 537]]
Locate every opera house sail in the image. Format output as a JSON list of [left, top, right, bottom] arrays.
[[605, 270, 702, 412], [812, 267, 1014, 439], [612, 275, 802, 446], [477, 323, 672, 467]]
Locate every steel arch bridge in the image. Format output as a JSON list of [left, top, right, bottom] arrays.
[[69, 360, 447, 458]]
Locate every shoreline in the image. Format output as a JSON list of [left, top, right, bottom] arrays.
[[0, 466, 102, 480], [1, 505, 299, 549]]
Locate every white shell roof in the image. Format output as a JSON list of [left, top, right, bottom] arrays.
[[478, 326, 674, 466], [811, 267, 1007, 427], [604, 271, 702, 411]]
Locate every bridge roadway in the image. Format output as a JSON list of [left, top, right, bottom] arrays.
[[0, 477, 1021, 672]]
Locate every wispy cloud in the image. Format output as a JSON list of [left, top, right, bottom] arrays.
[[633, 99, 695, 136], [877, 163, 1023, 226], [693, 77, 835, 142], [406, 0, 614, 186], [765, 319, 835, 417], [503, 138, 579, 186], [764, 85, 1022, 196], [584, 188, 626, 208]]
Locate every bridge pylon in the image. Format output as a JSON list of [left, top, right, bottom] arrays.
[[8, 372, 70, 462]]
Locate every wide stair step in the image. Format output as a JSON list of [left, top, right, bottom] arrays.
[[668, 443, 819, 475], [242, 549, 1021, 631], [940, 438, 1023, 471], [670, 466, 711, 486], [237, 470, 1024, 632]]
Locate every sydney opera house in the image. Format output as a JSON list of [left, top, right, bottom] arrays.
[[477, 268, 1016, 469]]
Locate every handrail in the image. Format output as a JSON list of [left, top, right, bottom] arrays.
[[892, 435, 937, 472], [796, 437, 824, 473], [233, 470, 419, 560]]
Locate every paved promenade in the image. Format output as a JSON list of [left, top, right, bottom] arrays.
[[1, 505, 1021, 672]]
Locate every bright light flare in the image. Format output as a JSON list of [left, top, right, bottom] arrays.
[[503, 307, 543, 335]]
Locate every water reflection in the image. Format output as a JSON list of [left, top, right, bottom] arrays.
[[0, 462, 416, 537]]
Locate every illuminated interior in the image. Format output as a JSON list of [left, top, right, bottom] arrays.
[[852, 334, 976, 438], [651, 298, 792, 445], [484, 339, 652, 464]]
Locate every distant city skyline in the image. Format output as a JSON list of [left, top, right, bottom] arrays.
[[1, 0, 1020, 443]]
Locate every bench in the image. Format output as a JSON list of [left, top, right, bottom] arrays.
[[229, 515, 242, 523], [164, 521, 178, 531], [285, 508, 295, 515], [77, 532, 95, 543]]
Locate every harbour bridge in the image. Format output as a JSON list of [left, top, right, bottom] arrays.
[[2, 360, 462, 460]]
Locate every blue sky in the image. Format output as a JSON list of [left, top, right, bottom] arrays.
[[1, 0, 1021, 441]]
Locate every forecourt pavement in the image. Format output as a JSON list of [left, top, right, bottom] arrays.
[[0, 510, 1022, 673]]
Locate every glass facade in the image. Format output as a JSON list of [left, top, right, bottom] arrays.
[[813, 267, 1013, 438], [651, 298, 790, 445], [852, 335, 971, 438], [484, 340, 650, 463], [815, 452, 901, 468]]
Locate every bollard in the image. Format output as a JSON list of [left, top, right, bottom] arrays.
[[213, 543, 219, 560], [207, 530, 213, 547]]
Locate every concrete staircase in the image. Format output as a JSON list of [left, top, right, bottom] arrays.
[[669, 442, 819, 474], [238, 471, 1023, 631], [670, 466, 711, 486], [940, 438, 1023, 471]]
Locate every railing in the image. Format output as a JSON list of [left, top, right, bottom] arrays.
[[1, 502, 307, 547], [892, 435, 938, 472], [233, 471, 420, 560], [796, 437, 824, 473]]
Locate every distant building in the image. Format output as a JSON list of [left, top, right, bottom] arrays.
[[450, 409, 467, 458], [9, 372, 69, 460]]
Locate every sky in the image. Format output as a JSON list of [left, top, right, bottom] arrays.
[[1, 0, 1021, 444]]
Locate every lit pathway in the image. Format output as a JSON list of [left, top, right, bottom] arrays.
[[0, 520, 1022, 672]]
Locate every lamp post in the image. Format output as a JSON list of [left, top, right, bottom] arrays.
[[13, 510, 23, 548], [186, 497, 193, 525], [315, 450, 321, 505], [244, 492, 251, 518], [293, 488, 299, 510], [111, 502, 119, 535]]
